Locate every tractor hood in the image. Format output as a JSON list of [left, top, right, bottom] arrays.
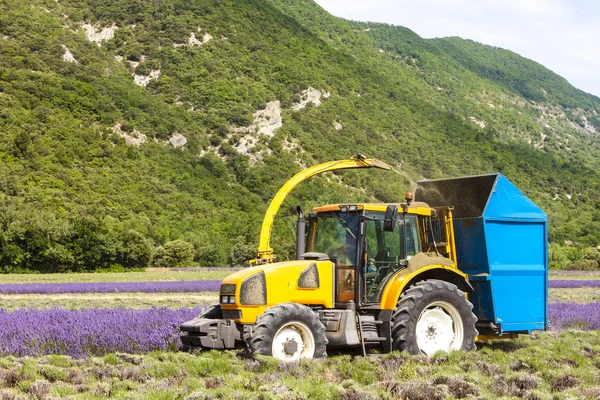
[[219, 259, 335, 324]]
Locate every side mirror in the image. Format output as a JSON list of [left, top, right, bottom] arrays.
[[383, 205, 398, 232]]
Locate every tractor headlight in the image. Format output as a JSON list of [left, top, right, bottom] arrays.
[[240, 271, 267, 305], [220, 283, 236, 304], [220, 295, 236, 304]]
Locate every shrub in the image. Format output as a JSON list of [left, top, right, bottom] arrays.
[[153, 240, 195, 267], [569, 259, 598, 271], [584, 248, 600, 263], [228, 239, 255, 267], [548, 242, 569, 270], [117, 230, 153, 269]]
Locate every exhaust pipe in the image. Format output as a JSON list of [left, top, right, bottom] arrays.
[[296, 206, 305, 260]]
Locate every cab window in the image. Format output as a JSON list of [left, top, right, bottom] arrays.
[[364, 212, 420, 303]]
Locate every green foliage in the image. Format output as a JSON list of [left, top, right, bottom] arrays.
[[569, 259, 599, 271], [549, 243, 600, 270], [228, 238, 256, 267], [117, 230, 154, 269], [1, 0, 599, 271], [153, 240, 195, 267], [549, 242, 570, 270], [584, 248, 600, 263]]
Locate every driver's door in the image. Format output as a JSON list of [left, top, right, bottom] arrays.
[[362, 214, 420, 304]]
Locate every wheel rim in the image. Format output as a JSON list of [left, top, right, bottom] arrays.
[[271, 321, 315, 361], [415, 301, 464, 356]]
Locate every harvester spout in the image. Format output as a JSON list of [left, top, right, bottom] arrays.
[[253, 155, 392, 264]]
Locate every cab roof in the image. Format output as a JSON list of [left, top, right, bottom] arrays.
[[311, 202, 432, 216]]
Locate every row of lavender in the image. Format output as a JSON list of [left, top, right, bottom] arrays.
[[0, 307, 204, 358], [547, 280, 600, 288], [0, 280, 221, 294], [0, 280, 597, 294], [0, 303, 598, 358]]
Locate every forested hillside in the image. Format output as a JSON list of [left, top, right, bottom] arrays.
[[1, 0, 599, 272]]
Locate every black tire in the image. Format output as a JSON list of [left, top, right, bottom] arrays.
[[391, 279, 478, 355], [248, 303, 328, 361]]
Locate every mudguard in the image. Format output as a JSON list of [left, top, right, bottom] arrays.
[[380, 253, 471, 311]]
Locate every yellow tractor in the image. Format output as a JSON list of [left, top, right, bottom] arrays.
[[181, 155, 548, 360]]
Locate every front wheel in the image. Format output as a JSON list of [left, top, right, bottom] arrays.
[[248, 303, 328, 361], [391, 280, 478, 356]]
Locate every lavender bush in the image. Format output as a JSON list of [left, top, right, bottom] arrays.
[[0, 307, 204, 358], [548, 280, 600, 288], [0, 280, 220, 294], [548, 302, 600, 330]]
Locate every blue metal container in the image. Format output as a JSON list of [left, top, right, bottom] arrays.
[[416, 174, 548, 334]]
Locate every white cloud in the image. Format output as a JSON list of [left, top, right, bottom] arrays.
[[314, 0, 600, 98]]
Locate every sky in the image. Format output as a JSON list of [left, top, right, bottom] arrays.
[[314, 0, 600, 98]]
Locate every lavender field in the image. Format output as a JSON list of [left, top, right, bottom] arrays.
[[0, 307, 204, 358], [0, 280, 220, 294], [549, 302, 600, 330], [0, 303, 597, 359], [0, 270, 599, 399]]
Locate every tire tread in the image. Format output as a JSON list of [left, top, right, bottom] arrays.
[[248, 302, 328, 359], [391, 280, 478, 354]]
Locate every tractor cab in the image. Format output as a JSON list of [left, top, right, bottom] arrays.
[[304, 200, 454, 307]]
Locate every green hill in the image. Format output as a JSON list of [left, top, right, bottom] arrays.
[[1, 0, 599, 272]]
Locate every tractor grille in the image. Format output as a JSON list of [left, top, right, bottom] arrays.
[[222, 310, 242, 320]]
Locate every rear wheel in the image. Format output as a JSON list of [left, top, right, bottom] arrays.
[[248, 303, 327, 361], [391, 280, 477, 356]]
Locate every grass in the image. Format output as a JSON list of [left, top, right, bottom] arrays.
[[549, 270, 600, 280], [549, 287, 600, 304], [0, 331, 599, 399], [0, 292, 217, 311]]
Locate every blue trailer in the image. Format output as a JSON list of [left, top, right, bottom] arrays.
[[416, 173, 548, 336]]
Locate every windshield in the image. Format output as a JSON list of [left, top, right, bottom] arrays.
[[306, 212, 360, 266]]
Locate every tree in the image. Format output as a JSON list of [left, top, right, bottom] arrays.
[[229, 238, 256, 267], [153, 240, 195, 267], [117, 230, 153, 269]]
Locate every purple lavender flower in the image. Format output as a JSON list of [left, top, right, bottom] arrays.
[[548, 302, 600, 330], [0, 307, 205, 358], [0, 280, 220, 294], [548, 280, 600, 288]]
